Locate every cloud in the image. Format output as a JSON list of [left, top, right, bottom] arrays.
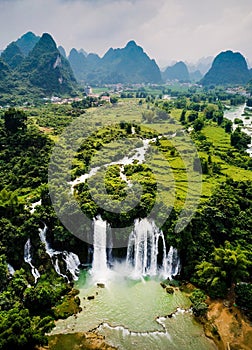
[[0, 0, 252, 65]]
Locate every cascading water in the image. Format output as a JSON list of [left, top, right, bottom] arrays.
[[166, 246, 180, 279], [126, 218, 180, 279], [88, 217, 180, 281], [7, 263, 15, 276], [38, 224, 80, 281], [62, 252, 81, 281], [91, 216, 111, 282], [24, 239, 40, 283]]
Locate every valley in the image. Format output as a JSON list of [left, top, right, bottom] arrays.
[[0, 30, 252, 350]]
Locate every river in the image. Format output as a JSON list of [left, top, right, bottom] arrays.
[[50, 271, 216, 350], [224, 103, 252, 156], [49, 217, 216, 350]]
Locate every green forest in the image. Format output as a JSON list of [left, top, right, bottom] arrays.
[[0, 85, 251, 349]]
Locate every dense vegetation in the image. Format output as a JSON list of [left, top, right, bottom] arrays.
[[0, 33, 78, 105], [0, 107, 81, 349], [0, 83, 251, 348], [201, 50, 251, 86]]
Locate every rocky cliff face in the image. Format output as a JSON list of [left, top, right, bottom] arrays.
[[1, 32, 77, 96]]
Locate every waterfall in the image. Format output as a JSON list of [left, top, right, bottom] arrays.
[[166, 246, 180, 280], [24, 239, 40, 283], [126, 218, 180, 279], [38, 225, 80, 281], [91, 216, 110, 281], [30, 199, 42, 214], [7, 263, 15, 276], [62, 252, 81, 281]]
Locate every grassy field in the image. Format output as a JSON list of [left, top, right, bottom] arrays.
[[32, 98, 251, 210]]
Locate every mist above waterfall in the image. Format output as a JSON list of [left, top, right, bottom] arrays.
[[90, 216, 180, 283]]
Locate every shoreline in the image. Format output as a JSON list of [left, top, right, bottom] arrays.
[[48, 280, 252, 350], [199, 299, 252, 350]]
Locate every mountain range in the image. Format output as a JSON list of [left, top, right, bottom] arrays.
[[0, 32, 77, 99], [1, 31, 252, 100], [68, 40, 161, 84]]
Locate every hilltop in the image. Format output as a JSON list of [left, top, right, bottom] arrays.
[[201, 50, 251, 86]]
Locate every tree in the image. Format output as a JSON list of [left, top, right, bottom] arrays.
[[235, 283, 252, 319], [204, 105, 217, 119], [190, 289, 208, 317], [195, 242, 251, 298], [231, 127, 251, 151], [193, 119, 204, 132], [215, 111, 224, 125], [0, 255, 8, 291], [0, 306, 53, 349], [0, 189, 23, 217], [9, 269, 29, 297], [188, 111, 198, 123], [24, 283, 57, 312], [224, 119, 233, 133], [3, 108, 27, 133], [180, 109, 186, 124], [156, 109, 169, 120], [110, 96, 118, 104], [142, 110, 155, 123], [247, 98, 252, 107]]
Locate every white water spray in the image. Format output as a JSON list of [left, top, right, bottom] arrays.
[[90, 217, 180, 281], [91, 216, 111, 282], [24, 239, 40, 283], [39, 225, 80, 281], [7, 263, 15, 276], [166, 246, 180, 279], [126, 218, 180, 279]]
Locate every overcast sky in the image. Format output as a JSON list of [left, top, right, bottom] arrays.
[[0, 0, 252, 67]]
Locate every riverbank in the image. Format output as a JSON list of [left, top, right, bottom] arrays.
[[46, 280, 252, 349], [202, 299, 252, 349], [48, 332, 117, 350]]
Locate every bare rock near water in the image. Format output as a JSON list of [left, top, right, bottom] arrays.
[[160, 282, 167, 289], [166, 287, 174, 294]]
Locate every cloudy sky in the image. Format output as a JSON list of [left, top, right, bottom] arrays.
[[0, 0, 252, 67]]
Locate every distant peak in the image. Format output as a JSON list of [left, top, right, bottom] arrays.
[[38, 33, 57, 49], [16, 31, 40, 56], [175, 61, 186, 66], [214, 50, 247, 65], [69, 48, 79, 55], [21, 31, 37, 38], [126, 40, 137, 48], [217, 50, 244, 58], [41, 33, 55, 42]]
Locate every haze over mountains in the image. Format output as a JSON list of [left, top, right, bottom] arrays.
[[69, 40, 161, 84], [162, 61, 190, 82], [0, 31, 252, 97]]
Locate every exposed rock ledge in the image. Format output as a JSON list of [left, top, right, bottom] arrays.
[[201, 300, 252, 350]]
